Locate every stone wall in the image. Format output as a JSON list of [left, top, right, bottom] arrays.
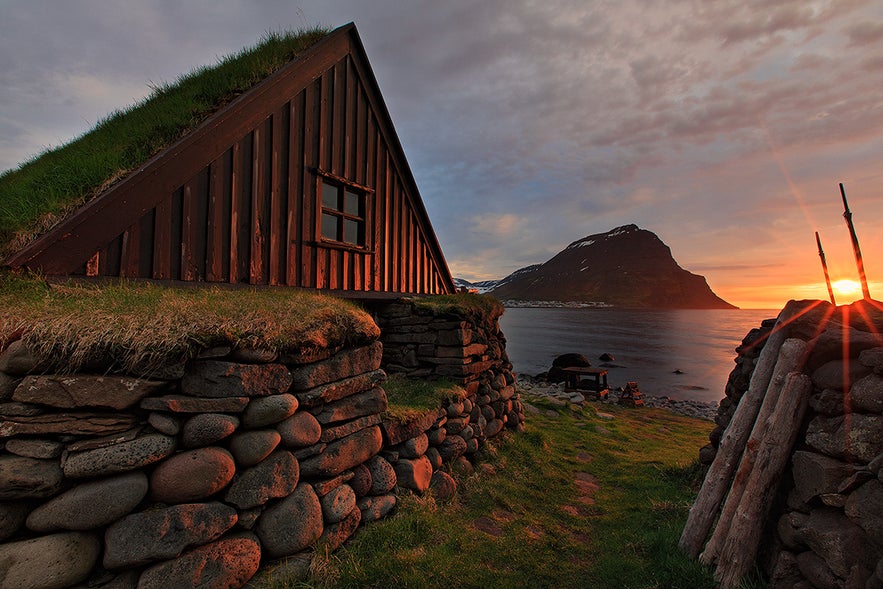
[[0, 299, 523, 589], [697, 300, 883, 588]]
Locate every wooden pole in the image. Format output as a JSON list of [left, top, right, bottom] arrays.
[[678, 300, 802, 557], [840, 182, 871, 300], [815, 232, 836, 305], [699, 338, 809, 565], [715, 372, 813, 589]]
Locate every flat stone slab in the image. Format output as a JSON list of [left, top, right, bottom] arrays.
[[299, 425, 383, 478], [181, 361, 292, 398], [294, 369, 386, 408], [13, 375, 166, 410], [141, 395, 249, 413], [63, 433, 177, 478], [0, 455, 64, 499], [26, 471, 148, 532], [0, 412, 138, 437], [104, 501, 237, 568], [288, 342, 382, 391], [0, 531, 100, 589], [313, 387, 388, 425]]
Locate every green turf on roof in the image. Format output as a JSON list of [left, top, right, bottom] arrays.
[[0, 26, 329, 260]]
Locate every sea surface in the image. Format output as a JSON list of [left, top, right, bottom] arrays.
[[499, 307, 779, 404]]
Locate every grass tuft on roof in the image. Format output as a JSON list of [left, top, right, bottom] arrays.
[[0, 26, 329, 260], [0, 271, 378, 375]]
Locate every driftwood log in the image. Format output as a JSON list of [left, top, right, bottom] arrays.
[[699, 337, 809, 565], [678, 300, 804, 557], [715, 372, 812, 588]]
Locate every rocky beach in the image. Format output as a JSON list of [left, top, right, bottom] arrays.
[[516, 374, 718, 421]]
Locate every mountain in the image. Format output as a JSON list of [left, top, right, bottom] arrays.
[[472, 225, 736, 309]]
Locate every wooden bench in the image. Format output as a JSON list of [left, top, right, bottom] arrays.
[[562, 366, 609, 399]]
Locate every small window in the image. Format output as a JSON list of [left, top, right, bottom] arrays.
[[320, 179, 367, 247]]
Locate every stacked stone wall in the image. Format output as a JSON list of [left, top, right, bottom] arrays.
[[0, 300, 523, 589], [699, 301, 883, 588]]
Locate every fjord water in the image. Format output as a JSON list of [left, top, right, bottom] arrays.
[[500, 307, 778, 404]]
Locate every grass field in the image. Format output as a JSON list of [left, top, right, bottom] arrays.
[[282, 394, 719, 589]]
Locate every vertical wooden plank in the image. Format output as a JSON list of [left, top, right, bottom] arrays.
[[329, 249, 340, 290], [229, 141, 243, 283], [316, 249, 328, 289], [287, 90, 304, 286], [250, 121, 267, 284], [138, 209, 154, 278], [86, 251, 100, 277], [383, 154, 392, 291], [153, 199, 172, 280], [355, 77, 367, 186], [319, 70, 332, 173], [391, 179, 400, 292], [206, 158, 224, 281], [169, 187, 183, 281], [367, 117, 378, 291], [345, 56, 357, 181], [332, 60, 345, 176], [120, 222, 140, 277], [100, 237, 122, 277], [301, 81, 319, 288], [269, 106, 288, 286], [180, 179, 196, 281], [353, 252, 363, 291]]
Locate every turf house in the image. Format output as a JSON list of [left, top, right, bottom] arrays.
[[2, 23, 455, 297]]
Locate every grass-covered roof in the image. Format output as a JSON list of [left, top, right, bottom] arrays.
[[0, 26, 329, 261], [0, 273, 378, 374]]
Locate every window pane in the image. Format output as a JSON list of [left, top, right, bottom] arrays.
[[322, 182, 339, 210], [344, 219, 363, 245], [344, 190, 362, 217], [322, 213, 339, 240]]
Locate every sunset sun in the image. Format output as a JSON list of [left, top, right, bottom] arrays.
[[832, 279, 862, 302]]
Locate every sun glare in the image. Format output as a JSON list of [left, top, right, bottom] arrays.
[[832, 279, 862, 302]]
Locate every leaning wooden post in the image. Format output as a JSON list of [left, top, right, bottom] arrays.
[[678, 300, 803, 558], [840, 182, 871, 300], [699, 337, 809, 565], [715, 372, 813, 589], [815, 231, 836, 305]]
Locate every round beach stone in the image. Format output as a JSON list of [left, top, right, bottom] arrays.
[[63, 433, 176, 479], [320, 505, 361, 551], [426, 427, 446, 446], [320, 484, 356, 524], [357, 493, 397, 523], [398, 433, 429, 459], [224, 450, 299, 509], [4, 438, 63, 459], [0, 531, 100, 589], [430, 471, 457, 501], [394, 456, 433, 493], [148, 411, 181, 435], [181, 413, 239, 448], [243, 394, 298, 428], [349, 463, 372, 497], [0, 455, 63, 499], [103, 501, 238, 569], [276, 411, 322, 447], [26, 471, 148, 532], [150, 447, 235, 504], [136, 532, 261, 589], [438, 434, 468, 462], [0, 502, 30, 541], [228, 429, 281, 467], [425, 446, 443, 471], [367, 455, 396, 495], [255, 483, 323, 559]]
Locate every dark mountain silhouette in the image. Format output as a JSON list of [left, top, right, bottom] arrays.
[[484, 224, 736, 309]]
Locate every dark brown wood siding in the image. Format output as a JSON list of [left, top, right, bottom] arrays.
[[7, 25, 454, 295], [50, 38, 454, 295]]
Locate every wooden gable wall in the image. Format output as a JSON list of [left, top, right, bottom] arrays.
[[8, 25, 455, 296]]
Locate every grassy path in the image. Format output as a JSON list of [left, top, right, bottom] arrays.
[[278, 391, 719, 588]]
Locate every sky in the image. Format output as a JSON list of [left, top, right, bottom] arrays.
[[2, 0, 883, 309]]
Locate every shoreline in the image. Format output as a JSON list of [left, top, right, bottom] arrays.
[[516, 375, 719, 421]]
